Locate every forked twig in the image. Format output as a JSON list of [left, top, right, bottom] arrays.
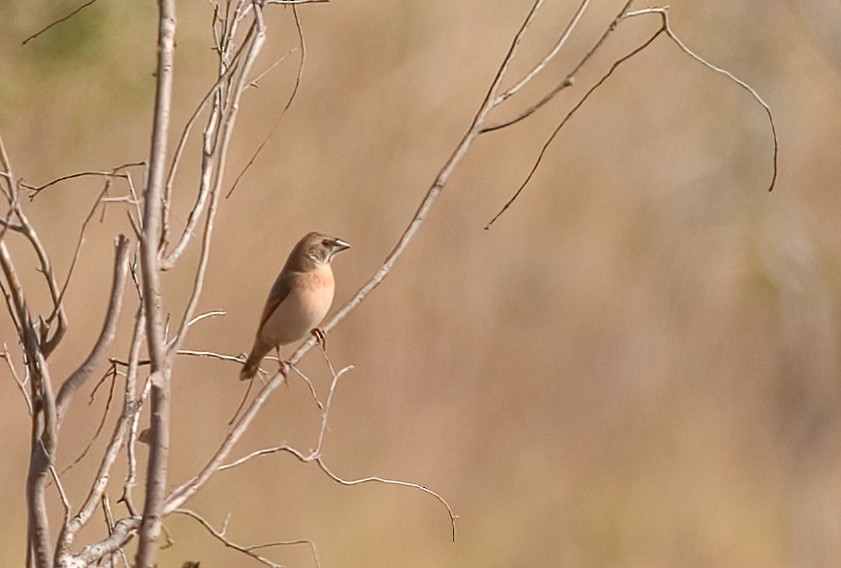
[[486, 27, 663, 229], [226, 4, 307, 198], [485, 3, 779, 229], [173, 508, 322, 568], [59, 366, 118, 477]]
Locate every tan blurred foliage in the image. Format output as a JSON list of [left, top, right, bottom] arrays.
[[1, 0, 840, 566]]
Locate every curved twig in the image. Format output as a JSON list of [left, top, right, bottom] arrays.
[[485, 28, 664, 229], [173, 508, 321, 568], [56, 235, 131, 426], [226, 4, 307, 199]]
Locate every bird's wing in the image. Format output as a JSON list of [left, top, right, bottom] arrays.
[[259, 272, 294, 329]]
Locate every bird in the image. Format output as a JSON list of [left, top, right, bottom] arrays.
[[240, 232, 350, 380]]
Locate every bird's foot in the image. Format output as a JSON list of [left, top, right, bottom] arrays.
[[280, 359, 291, 385], [311, 327, 327, 350]]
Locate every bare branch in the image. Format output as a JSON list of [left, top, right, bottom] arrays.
[[173, 508, 321, 568], [59, 366, 118, 477], [74, 516, 141, 566], [1, 343, 32, 414], [0, 137, 69, 357], [226, 4, 307, 199], [166, 10, 267, 359], [0, 241, 29, 352], [496, 0, 591, 104], [21, 0, 102, 46], [14, 207, 68, 357], [218, 358, 457, 538], [160, 0, 269, 267], [485, 28, 664, 229], [287, 362, 324, 411], [21, 162, 144, 198], [177, 348, 243, 364], [159, 51, 241, 263], [0, 133, 19, 200], [120, 309, 147, 517], [136, 0, 177, 563], [638, 8, 779, 192], [55, 235, 131, 426], [0, 242, 32, 352], [27, 349, 58, 568], [482, 0, 634, 133], [164, 369, 285, 513], [314, 457, 458, 542], [184, 309, 226, 327], [54, 362, 136, 562], [485, 5, 780, 227], [0, 256, 24, 334], [217, 449, 458, 542], [282, 0, 548, 367], [221, 362, 352, 472], [311, 350, 349, 456]]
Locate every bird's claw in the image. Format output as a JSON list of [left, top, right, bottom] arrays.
[[311, 327, 327, 350]]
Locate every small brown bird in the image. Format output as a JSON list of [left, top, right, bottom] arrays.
[[240, 232, 350, 380]]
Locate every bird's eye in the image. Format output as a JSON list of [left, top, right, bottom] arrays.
[[322, 239, 331, 247]]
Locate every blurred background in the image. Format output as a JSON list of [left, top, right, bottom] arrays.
[[1, 0, 840, 566]]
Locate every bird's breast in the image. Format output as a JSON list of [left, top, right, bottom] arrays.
[[260, 266, 335, 346]]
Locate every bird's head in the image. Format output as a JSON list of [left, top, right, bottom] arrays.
[[297, 232, 351, 266]]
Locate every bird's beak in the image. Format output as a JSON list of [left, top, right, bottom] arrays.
[[332, 238, 351, 253]]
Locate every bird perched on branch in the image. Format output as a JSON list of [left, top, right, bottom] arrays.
[[240, 232, 350, 380]]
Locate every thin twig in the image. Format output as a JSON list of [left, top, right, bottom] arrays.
[[185, 309, 226, 327], [21, 0, 102, 46], [284, 0, 548, 366], [22, 162, 144, 197], [496, 0, 592, 104], [247, 47, 297, 88], [220, 357, 457, 538], [14, 205, 68, 356], [59, 366, 118, 477], [2, 343, 32, 414], [312, 349, 349, 455], [221, 363, 352, 471], [485, 5, 780, 227], [482, 0, 635, 133], [287, 362, 324, 411], [218, 445, 458, 542], [120, 309, 147, 518], [644, 8, 779, 192], [49, 463, 72, 527], [159, 37, 251, 263], [485, 28, 664, 229], [226, 4, 307, 198], [315, 457, 458, 542], [173, 508, 321, 568], [49, 183, 112, 324], [166, 10, 267, 358], [1, 136, 70, 356]]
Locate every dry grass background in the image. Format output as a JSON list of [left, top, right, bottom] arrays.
[[1, 0, 840, 566]]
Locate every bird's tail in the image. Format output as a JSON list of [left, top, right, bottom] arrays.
[[240, 346, 264, 381]]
